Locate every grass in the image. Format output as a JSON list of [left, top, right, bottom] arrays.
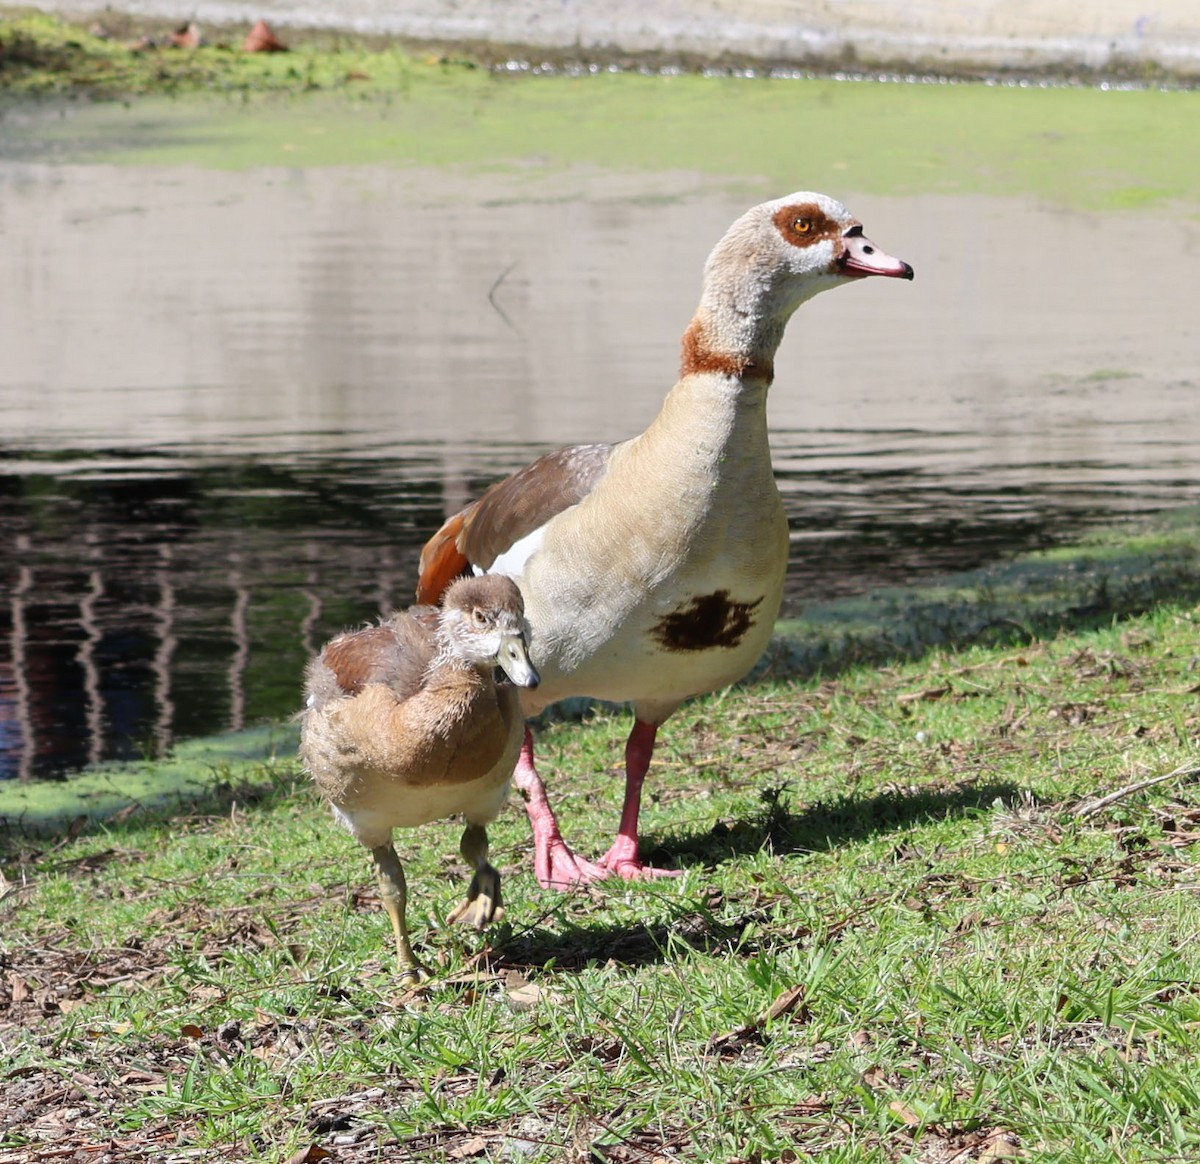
[[4, 565, 1200, 1160], [4, 14, 1199, 1160], [0, 10, 453, 98]]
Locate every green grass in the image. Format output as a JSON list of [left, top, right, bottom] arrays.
[[4, 584, 1200, 1159], [0, 10, 446, 97]]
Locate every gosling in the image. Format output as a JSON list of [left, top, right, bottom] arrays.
[[300, 574, 538, 982]]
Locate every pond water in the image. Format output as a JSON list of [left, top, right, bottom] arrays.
[[1, 81, 1198, 781]]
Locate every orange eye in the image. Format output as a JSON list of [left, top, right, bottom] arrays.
[[793, 218, 813, 234]]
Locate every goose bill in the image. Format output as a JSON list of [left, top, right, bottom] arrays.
[[840, 233, 914, 280]]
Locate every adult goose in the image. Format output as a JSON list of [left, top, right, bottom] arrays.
[[417, 192, 913, 887], [300, 574, 539, 981]]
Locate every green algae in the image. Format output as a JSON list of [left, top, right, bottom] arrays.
[[4, 53, 1197, 212], [768, 510, 1200, 680], [0, 724, 299, 838]]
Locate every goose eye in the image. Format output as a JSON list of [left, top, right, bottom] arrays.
[[472, 609, 488, 627], [793, 218, 813, 235]]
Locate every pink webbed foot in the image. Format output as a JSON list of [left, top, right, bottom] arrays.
[[535, 837, 609, 889], [515, 726, 608, 889], [593, 719, 680, 880], [597, 835, 682, 881]]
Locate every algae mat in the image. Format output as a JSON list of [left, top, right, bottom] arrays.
[[5, 74, 1198, 212]]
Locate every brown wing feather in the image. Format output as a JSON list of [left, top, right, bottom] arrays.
[[416, 443, 615, 603], [416, 512, 470, 605], [306, 609, 438, 709]]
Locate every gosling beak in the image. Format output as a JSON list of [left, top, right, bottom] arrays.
[[497, 634, 539, 689]]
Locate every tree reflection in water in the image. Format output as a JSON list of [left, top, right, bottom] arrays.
[[2, 438, 1188, 781]]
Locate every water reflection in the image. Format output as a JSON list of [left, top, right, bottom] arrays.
[[1, 145, 1197, 780], [4, 434, 1194, 780]]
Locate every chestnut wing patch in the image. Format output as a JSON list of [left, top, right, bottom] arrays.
[[460, 443, 614, 567], [652, 590, 763, 652], [417, 443, 615, 603], [320, 613, 435, 699]]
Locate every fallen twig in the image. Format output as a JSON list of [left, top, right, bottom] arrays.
[[1073, 762, 1200, 819]]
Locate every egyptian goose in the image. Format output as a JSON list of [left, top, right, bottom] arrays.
[[300, 574, 538, 981], [417, 192, 913, 887]]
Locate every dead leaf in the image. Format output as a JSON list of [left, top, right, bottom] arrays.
[[121, 1070, 164, 1085], [283, 1146, 331, 1164], [709, 984, 811, 1052], [448, 1136, 488, 1159], [88, 1021, 132, 1036], [8, 974, 30, 1003], [897, 685, 950, 705], [763, 984, 809, 1023], [33, 987, 59, 1014], [979, 1129, 1021, 1161], [952, 911, 983, 934], [62, 814, 89, 841], [575, 1035, 622, 1062], [505, 981, 544, 1013], [250, 1044, 292, 1067], [706, 1022, 762, 1054], [887, 1099, 922, 1128], [503, 969, 558, 1013]]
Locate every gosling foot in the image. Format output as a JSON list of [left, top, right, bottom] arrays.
[[446, 863, 504, 931]]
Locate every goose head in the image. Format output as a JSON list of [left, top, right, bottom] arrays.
[[686, 191, 912, 377], [438, 575, 539, 688]]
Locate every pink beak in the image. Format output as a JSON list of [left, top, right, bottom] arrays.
[[840, 228, 914, 280]]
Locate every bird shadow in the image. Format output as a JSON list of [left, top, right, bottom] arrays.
[[488, 778, 1022, 972], [647, 777, 1023, 869]]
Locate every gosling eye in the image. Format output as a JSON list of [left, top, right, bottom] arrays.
[[471, 609, 489, 628]]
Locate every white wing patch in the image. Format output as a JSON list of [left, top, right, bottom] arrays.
[[481, 525, 546, 581]]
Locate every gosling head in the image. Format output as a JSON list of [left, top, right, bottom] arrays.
[[438, 574, 539, 688]]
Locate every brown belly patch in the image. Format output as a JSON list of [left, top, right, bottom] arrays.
[[652, 590, 763, 652]]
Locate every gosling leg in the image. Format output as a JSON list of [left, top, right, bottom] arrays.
[[370, 841, 427, 984], [446, 823, 504, 931]]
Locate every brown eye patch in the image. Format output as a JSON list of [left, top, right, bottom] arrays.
[[772, 202, 840, 248]]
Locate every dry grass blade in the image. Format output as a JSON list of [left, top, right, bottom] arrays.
[[1073, 763, 1200, 819]]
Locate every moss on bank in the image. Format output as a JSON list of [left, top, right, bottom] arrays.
[[0, 10, 464, 96]]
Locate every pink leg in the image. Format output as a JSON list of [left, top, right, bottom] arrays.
[[597, 719, 682, 880], [513, 727, 607, 889]]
